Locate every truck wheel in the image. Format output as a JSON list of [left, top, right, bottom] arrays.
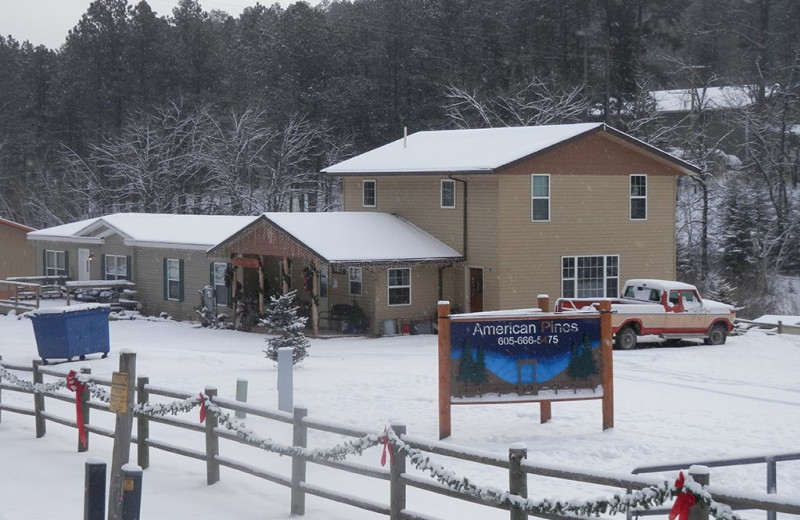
[[615, 327, 637, 350], [704, 324, 727, 345]]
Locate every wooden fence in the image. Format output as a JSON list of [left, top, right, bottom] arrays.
[[2, 355, 800, 520], [735, 318, 800, 336]]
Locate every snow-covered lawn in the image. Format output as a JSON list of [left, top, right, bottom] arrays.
[[1, 309, 799, 520]]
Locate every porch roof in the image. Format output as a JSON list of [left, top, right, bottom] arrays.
[[210, 212, 463, 265]]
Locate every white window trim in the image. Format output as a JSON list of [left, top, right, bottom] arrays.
[[348, 266, 363, 296], [362, 179, 376, 208], [104, 254, 128, 280], [45, 250, 66, 277], [387, 267, 412, 306], [630, 174, 647, 221], [440, 179, 456, 209], [166, 258, 181, 301], [561, 255, 619, 298], [531, 174, 550, 222]]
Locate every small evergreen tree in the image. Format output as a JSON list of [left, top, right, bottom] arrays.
[[262, 290, 310, 365]]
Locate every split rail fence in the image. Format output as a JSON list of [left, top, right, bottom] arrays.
[[2, 355, 800, 520]]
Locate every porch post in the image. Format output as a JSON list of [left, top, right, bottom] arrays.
[[258, 255, 265, 314], [282, 256, 289, 295], [311, 264, 319, 337]]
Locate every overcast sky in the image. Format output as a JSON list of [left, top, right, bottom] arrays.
[[0, 0, 310, 50]]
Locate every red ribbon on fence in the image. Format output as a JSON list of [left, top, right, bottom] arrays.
[[199, 393, 206, 423], [669, 472, 696, 520], [380, 429, 393, 467], [66, 370, 87, 447]]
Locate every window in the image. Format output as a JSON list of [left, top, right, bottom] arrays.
[[441, 179, 456, 208], [562, 255, 619, 298], [388, 268, 411, 306], [348, 267, 362, 296], [164, 258, 183, 301], [630, 175, 647, 220], [45, 250, 67, 277], [531, 174, 550, 221], [212, 262, 229, 306], [363, 180, 376, 207], [103, 254, 128, 280]]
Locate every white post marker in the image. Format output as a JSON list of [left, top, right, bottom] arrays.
[[278, 347, 293, 412]]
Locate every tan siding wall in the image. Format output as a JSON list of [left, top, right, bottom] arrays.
[[0, 225, 35, 279], [341, 176, 465, 252], [370, 264, 442, 333], [464, 177, 500, 311]]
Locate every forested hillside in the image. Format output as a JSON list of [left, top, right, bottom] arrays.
[[1, 0, 798, 314]]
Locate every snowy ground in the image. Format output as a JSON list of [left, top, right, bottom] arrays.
[[1, 305, 799, 520]]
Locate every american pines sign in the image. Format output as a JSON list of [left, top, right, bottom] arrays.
[[437, 301, 614, 439]]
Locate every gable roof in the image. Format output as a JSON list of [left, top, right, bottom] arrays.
[[0, 216, 35, 233], [321, 123, 699, 176], [28, 213, 258, 250], [210, 212, 463, 264]]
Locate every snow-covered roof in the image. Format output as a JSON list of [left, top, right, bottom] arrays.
[[217, 212, 463, 264], [28, 213, 258, 250], [650, 86, 755, 113], [322, 123, 698, 175], [0, 216, 34, 232], [623, 279, 697, 292]]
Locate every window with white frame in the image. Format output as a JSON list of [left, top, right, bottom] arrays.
[[165, 258, 183, 301], [212, 262, 229, 306], [441, 179, 455, 208], [362, 180, 376, 207], [630, 175, 647, 220], [45, 250, 67, 277], [531, 174, 550, 221], [561, 255, 619, 298], [348, 266, 362, 296], [104, 254, 128, 280], [388, 268, 411, 305]]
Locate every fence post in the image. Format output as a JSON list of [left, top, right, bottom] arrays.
[[84, 458, 106, 520], [79, 367, 91, 452], [509, 443, 528, 520], [291, 406, 308, 516], [108, 351, 137, 520], [204, 386, 220, 485], [136, 376, 150, 470], [389, 421, 407, 520], [278, 348, 293, 413], [33, 359, 46, 438], [777, 321, 783, 335], [688, 466, 710, 520], [766, 458, 777, 520], [120, 464, 143, 520], [235, 378, 248, 419]]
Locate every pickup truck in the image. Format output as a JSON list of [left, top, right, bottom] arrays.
[[554, 279, 736, 350]]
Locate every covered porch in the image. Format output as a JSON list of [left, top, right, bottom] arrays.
[[208, 212, 463, 336]]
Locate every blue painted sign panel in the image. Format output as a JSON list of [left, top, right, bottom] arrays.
[[450, 314, 601, 401]]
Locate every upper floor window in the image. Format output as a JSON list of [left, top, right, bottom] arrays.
[[363, 180, 376, 207], [45, 250, 67, 277], [630, 175, 647, 220], [562, 255, 619, 298], [388, 268, 411, 306], [531, 174, 550, 221], [441, 179, 456, 208], [104, 254, 128, 280], [349, 266, 362, 296]]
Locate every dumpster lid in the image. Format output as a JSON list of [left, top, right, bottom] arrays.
[[28, 303, 111, 316]]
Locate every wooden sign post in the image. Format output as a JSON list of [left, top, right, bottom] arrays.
[[438, 301, 614, 439], [108, 351, 136, 520]]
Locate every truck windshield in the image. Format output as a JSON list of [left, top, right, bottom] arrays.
[[624, 286, 662, 302]]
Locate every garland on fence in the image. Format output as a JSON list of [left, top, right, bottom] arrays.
[[0, 369, 743, 520]]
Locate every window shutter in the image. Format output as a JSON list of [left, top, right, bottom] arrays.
[[162, 258, 168, 300], [64, 251, 69, 279], [126, 256, 132, 280], [178, 259, 185, 302], [209, 262, 214, 285], [100, 255, 106, 280]]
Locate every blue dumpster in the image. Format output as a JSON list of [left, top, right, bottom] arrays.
[[29, 304, 111, 365]]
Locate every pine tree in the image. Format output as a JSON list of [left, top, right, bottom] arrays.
[[262, 290, 310, 365]]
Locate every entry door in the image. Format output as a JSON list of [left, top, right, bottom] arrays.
[[469, 268, 484, 313], [78, 248, 91, 281]]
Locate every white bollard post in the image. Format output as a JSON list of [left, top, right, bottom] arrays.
[[235, 378, 248, 419], [278, 347, 293, 412]]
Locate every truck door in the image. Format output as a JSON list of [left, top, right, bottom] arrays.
[[681, 290, 707, 331]]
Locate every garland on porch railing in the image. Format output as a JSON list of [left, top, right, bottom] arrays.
[[0, 368, 743, 520]]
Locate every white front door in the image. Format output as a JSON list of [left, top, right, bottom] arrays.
[[78, 249, 91, 281]]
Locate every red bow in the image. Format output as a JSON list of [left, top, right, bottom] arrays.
[[669, 472, 697, 520], [66, 371, 87, 447], [199, 393, 206, 423], [380, 430, 393, 467]]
